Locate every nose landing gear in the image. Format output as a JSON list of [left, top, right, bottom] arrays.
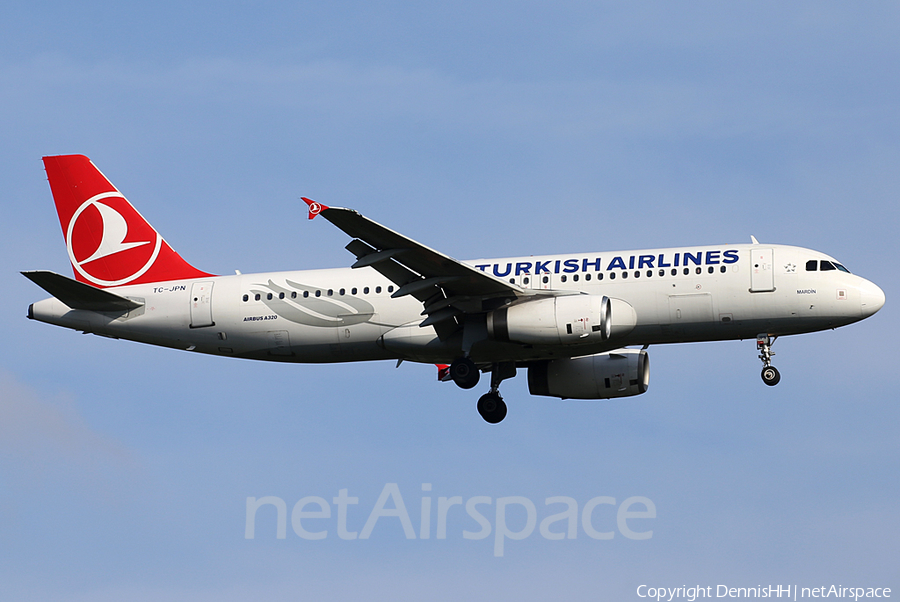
[[757, 334, 781, 386]]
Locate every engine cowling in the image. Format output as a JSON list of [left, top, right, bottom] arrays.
[[487, 294, 611, 346], [527, 349, 649, 399]]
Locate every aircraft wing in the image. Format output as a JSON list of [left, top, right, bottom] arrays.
[[303, 199, 535, 338]]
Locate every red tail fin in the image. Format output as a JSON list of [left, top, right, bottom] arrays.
[[43, 155, 212, 288]]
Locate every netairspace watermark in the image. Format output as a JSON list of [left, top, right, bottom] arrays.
[[636, 585, 892, 601], [244, 482, 656, 557]]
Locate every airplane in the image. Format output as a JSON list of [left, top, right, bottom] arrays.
[[24, 154, 886, 423]]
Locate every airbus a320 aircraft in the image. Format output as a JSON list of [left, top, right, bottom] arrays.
[[25, 155, 885, 423]]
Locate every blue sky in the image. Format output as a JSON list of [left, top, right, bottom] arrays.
[[1, 2, 898, 599]]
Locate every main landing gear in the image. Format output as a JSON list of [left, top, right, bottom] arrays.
[[449, 358, 514, 424], [477, 391, 507, 424], [757, 334, 781, 386], [449, 357, 480, 389]]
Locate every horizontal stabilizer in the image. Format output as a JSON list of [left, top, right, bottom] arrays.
[[22, 270, 143, 312]]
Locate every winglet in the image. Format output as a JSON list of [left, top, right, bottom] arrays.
[[436, 364, 451, 382], [302, 197, 329, 220]]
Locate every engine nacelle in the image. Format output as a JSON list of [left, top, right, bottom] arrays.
[[487, 294, 611, 346], [527, 349, 650, 399]]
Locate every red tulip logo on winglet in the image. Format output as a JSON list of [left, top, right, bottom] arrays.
[[302, 197, 328, 220]]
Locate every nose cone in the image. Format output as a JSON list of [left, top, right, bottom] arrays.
[[860, 279, 885, 318]]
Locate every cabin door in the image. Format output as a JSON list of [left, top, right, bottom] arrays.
[[190, 281, 215, 328], [750, 248, 775, 292]]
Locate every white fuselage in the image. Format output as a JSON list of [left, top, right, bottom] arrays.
[[29, 243, 884, 365]]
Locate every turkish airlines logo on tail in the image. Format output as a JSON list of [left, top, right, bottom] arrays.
[[67, 192, 162, 286]]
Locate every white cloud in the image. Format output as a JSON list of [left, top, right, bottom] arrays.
[[0, 370, 135, 478]]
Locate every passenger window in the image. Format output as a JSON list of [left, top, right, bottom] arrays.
[[255, 294, 260, 301], [376, 286, 382, 293], [543, 276, 549, 284], [303, 291, 309, 298], [315, 290, 321, 297], [683, 268, 689, 275], [242, 294, 248, 302], [671, 269, 677, 276], [720, 266, 726, 273], [585, 274, 591, 281], [597, 273, 603, 281], [622, 272, 628, 279], [352, 287, 357, 295], [610, 272, 616, 280], [291, 292, 297, 299], [634, 271, 640, 278], [340, 288, 345, 295], [806, 260, 818, 271], [279, 292, 285, 299], [708, 266, 714, 274], [523, 277, 530, 285], [364, 287, 369, 294], [696, 267, 702, 275], [388, 286, 394, 293], [573, 274, 579, 282], [267, 293, 273, 300], [560, 275, 567, 283], [658, 269, 664, 277], [647, 270, 653, 277]]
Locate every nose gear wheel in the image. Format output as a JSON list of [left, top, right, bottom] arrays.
[[756, 334, 780, 386]]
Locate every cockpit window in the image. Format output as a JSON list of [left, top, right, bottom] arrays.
[[817, 260, 852, 273], [808, 259, 851, 273], [806, 259, 850, 274]]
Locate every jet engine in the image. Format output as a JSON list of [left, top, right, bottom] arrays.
[[486, 294, 610, 346], [487, 295, 636, 346], [527, 348, 649, 399]]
